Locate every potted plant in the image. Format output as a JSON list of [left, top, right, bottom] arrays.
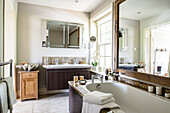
[[91, 51, 100, 71]]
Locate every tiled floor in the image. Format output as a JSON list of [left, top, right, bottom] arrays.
[[13, 93, 69, 113]]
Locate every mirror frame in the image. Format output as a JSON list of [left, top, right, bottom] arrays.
[[114, 0, 170, 87]]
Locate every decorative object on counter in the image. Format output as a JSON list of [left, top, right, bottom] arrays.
[[79, 79, 87, 85], [164, 90, 170, 98], [73, 76, 78, 83], [105, 69, 109, 80], [16, 62, 39, 71], [105, 69, 109, 75], [148, 86, 154, 93], [111, 70, 119, 81], [108, 67, 112, 75], [79, 76, 84, 80], [165, 93, 170, 98], [135, 62, 145, 68], [115, 73, 119, 81], [105, 76, 109, 80], [156, 86, 162, 95]]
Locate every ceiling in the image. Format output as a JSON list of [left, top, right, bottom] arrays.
[[18, 0, 170, 20], [120, 0, 170, 20], [18, 0, 106, 12]]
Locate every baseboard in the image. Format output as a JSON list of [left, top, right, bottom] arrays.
[[38, 87, 69, 95], [16, 88, 69, 98]]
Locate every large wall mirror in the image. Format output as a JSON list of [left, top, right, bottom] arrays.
[[115, 0, 170, 87], [46, 21, 84, 49]]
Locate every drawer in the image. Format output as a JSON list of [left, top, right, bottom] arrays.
[[22, 73, 37, 79]]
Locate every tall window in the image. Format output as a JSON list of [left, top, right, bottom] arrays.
[[97, 15, 112, 70]]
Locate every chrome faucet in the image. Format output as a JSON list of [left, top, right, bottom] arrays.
[[92, 75, 103, 83]]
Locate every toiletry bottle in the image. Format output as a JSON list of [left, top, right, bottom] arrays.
[[105, 69, 109, 80], [56, 58, 58, 65]]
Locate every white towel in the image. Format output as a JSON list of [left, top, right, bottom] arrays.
[[82, 91, 119, 113], [111, 108, 125, 113], [83, 91, 115, 105], [81, 101, 120, 113]]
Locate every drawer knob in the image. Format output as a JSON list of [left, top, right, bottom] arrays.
[[29, 75, 31, 76]]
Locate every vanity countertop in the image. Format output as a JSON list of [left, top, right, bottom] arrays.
[[43, 64, 92, 69]]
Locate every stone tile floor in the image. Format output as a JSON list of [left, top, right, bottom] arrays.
[[13, 93, 69, 113]]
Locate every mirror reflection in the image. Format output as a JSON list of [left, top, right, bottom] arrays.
[[47, 22, 66, 48], [68, 24, 83, 48], [119, 28, 128, 51], [119, 0, 170, 77], [46, 21, 84, 48]]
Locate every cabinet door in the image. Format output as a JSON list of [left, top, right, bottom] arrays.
[[21, 78, 37, 99], [47, 70, 68, 90], [46, 69, 90, 90]]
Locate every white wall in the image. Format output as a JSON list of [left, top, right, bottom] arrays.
[[140, 10, 170, 61], [4, 0, 15, 77], [17, 3, 90, 88], [119, 18, 140, 63], [0, 0, 4, 78], [4, 0, 17, 78], [90, 0, 113, 19]]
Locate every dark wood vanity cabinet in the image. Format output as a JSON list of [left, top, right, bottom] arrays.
[[46, 68, 90, 90]]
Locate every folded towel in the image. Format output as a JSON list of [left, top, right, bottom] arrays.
[[82, 101, 120, 113], [83, 91, 114, 105], [0, 82, 8, 113], [2, 77, 17, 110]]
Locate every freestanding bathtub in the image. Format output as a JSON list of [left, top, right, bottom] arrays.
[[86, 82, 170, 113]]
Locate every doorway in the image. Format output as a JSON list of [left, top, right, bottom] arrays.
[[145, 24, 170, 76]]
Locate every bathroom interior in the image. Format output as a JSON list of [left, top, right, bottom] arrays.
[[0, 0, 170, 113]]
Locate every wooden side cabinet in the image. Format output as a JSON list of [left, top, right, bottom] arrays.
[[19, 71, 39, 101]]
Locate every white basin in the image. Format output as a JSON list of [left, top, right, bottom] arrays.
[[43, 64, 92, 69]]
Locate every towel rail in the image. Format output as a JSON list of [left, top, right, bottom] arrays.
[[0, 59, 13, 80]]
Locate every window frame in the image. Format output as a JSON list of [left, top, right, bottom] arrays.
[[96, 16, 112, 70]]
